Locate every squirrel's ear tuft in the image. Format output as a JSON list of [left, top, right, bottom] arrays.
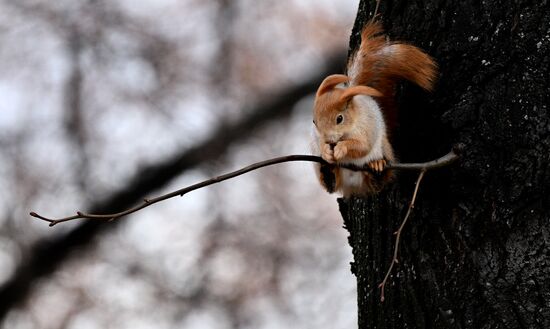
[[340, 85, 383, 101], [316, 74, 350, 97]]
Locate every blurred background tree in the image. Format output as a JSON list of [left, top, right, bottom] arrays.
[[0, 0, 360, 328]]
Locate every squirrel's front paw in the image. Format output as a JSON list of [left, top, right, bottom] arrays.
[[321, 143, 335, 163], [333, 143, 348, 161]]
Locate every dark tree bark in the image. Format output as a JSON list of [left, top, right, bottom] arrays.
[[342, 1, 550, 328]]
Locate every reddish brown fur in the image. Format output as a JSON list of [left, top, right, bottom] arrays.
[[313, 20, 437, 196], [337, 139, 370, 159], [316, 74, 349, 97], [314, 76, 384, 135], [348, 21, 437, 133], [315, 89, 347, 114], [341, 85, 383, 100]]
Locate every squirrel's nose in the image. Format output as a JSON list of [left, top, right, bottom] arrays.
[[324, 134, 341, 145]]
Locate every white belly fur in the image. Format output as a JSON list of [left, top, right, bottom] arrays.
[[337, 95, 386, 193]]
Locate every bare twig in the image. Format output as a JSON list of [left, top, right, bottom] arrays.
[[369, 0, 382, 23], [376, 144, 464, 302], [378, 169, 426, 302], [373, 0, 382, 18], [31, 146, 461, 227]]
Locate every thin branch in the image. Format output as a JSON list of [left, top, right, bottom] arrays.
[[369, 0, 382, 24], [378, 169, 426, 303], [1, 55, 348, 321], [376, 143, 464, 302], [373, 0, 382, 18], [31, 146, 461, 227]]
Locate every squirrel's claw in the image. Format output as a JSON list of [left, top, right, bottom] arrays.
[[368, 159, 386, 172]]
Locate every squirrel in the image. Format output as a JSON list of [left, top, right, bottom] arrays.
[[312, 21, 437, 196]]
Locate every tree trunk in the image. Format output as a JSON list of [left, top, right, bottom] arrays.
[[342, 1, 550, 328]]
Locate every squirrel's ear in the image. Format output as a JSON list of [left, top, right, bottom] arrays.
[[340, 85, 383, 101], [316, 74, 350, 97]]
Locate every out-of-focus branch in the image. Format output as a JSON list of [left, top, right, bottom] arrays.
[[63, 29, 90, 191], [0, 53, 346, 320], [31, 146, 461, 226]]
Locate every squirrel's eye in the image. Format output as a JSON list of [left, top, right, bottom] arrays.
[[336, 114, 344, 125]]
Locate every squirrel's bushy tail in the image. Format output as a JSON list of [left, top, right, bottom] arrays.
[[347, 21, 437, 95]]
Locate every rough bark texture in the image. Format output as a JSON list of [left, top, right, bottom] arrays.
[[342, 1, 550, 328]]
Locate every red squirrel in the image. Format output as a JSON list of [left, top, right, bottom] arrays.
[[312, 21, 437, 196]]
